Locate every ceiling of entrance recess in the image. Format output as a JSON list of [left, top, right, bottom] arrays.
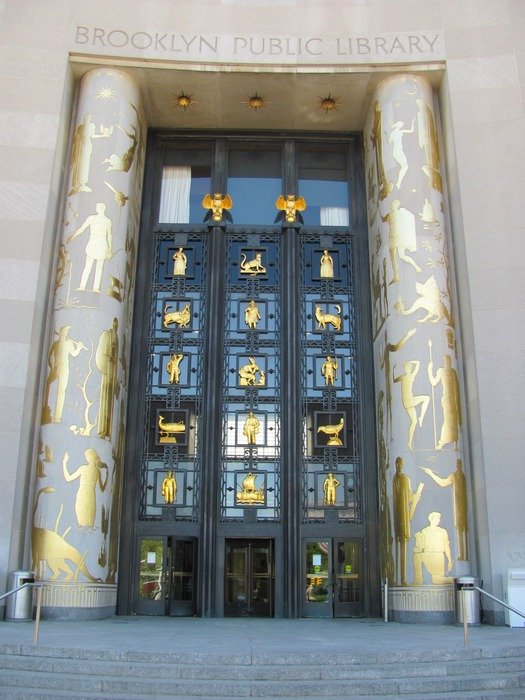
[[71, 60, 443, 132]]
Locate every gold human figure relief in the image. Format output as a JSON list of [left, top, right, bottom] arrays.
[[380, 328, 416, 440], [388, 118, 415, 190], [240, 252, 267, 276], [370, 102, 393, 200], [107, 275, 123, 302], [161, 470, 177, 504], [67, 202, 113, 293], [166, 353, 184, 384], [68, 113, 112, 195], [163, 302, 191, 328], [381, 199, 420, 284], [320, 249, 334, 278], [317, 417, 344, 445], [323, 473, 340, 506], [395, 275, 451, 325], [321, 356, 338, 386], [32, 487, 100, 582], [420, 459, 468, 560], [427, 345, 461, 450], [419, 198, 438, 228], [239, 357, 265, 387], [392, 456, 424, 586], [237, 472, 265, 504], [37, 440, 54, 478], [446, 328, 456, 352], [202, 193, 233, 221], [42, 325, 85, 424], [243, 411, 260, 445], [413, 511, 453, 585], [62, 449, 108, 528], [244, 300, 261, 329], [393, 360, 430, 451], [416, 98, 443, 193], [275, 194, 307, 223], [102, 120, 138, 172], [315, 304, 342, 331], [172, 247, 187, 276], [158, 414, 186, 443], [377, 392, 395, 583], [96, 318, 119, 440]]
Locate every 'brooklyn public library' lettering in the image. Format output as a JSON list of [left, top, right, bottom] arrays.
[[74, 27, 443, 61]]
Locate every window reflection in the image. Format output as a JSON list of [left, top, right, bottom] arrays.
[[298, 147, 349, 226], [227, 146, 281, 225]]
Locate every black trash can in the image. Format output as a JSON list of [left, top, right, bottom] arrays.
[[455, 576, 481, 626], [5, 570, 34, 621]]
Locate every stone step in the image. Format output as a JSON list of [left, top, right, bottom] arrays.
[[0, 651, 524, 680], [0, 666, 522, 697]]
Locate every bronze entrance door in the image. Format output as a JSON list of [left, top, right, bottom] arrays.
[[134, 536, 197, 616], [303, 539, 363, 618], [225, 539, 274, 617]]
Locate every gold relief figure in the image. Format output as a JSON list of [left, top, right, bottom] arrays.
[[416, 98, 443, 193], [240, 252, 266, 276], [54, 244, 70, 293], [67, 203, 113, 293], [102, 121, 138, 172], [321, 356, 338, 386], [62, 449, 108, 528], [315, 304, 342, 332], [370, 102, 394, 201], [413, 511, 453, 585], [158, 414, 186, 443], [446, 328, 456, 352], [395, 275, 451, 325], [166, 353, 184, 384], [107, 275, 123, 302], [380, 328, 416, 441], [393, 457, 424, 586], [172, 247, 187, 276], [381, 199, 421, 284], [421, 459, 468, 560], [243, 412, 260, 445], [42, 325, 85, 424], [237, 472, 265, 504], [320, 249, 334, 278], [427, 347, 461, 450], [96, 318, 119, 440], [104, 181, 129, 215], [163, 302, 191, 328], [377, 392, 395, 583], [317, 417, 344, 446], [323, 473, 340, 506], [239, 357, 265, 387], [37, 440, 53, 478], [244, 300, 261, 329], [31, 487, 100, 582], [388, 119, 415, 190], [161, 470, 177, 504], [68, 113, 112, 195], [275, 194, 307, 223], [381, 259, 389, 318], [202, 193, 233, 222], [393, 361, 430, 451], [419, 198, 438, 229]]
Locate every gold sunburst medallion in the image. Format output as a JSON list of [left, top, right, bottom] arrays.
[[245, 94, 266, 110], [173, 93, 195, 110], [317, 95, 340, 113]]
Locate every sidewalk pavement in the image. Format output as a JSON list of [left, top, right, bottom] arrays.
[[0, 616, 524, 659]]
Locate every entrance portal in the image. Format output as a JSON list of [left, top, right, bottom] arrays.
[[304, 539, 363, 618], [225, 539, 274, 617]]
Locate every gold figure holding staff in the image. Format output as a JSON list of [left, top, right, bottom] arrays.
[[392, 457, 423, 586], [427, 343, 461, 450], [244, 300, 261, 329]]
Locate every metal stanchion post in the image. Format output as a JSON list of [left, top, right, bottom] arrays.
[[462, 588, 469, 647], [33, 585, 42, 644]]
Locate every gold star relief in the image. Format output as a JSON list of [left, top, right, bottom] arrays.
[[96, 86, 116, 100], [173, 93, 195, 110], [316, 95, 340, 113], [245, 94, 266, 110]]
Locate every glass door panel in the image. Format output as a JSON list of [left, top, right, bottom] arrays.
[[169, 538, 196, 616], [334, 539, 363, 617], [304, 541, 332, 617], [135, 537, 167, 615], [225, 539, 273, 617]]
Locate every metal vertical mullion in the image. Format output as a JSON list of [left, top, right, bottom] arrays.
[[282, 141, 301, 617], [198, 140, 227, 616]]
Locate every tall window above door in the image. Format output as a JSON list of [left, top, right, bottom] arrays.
[[298, 146, 349, 226], [158, 146, 212, 224], [227, 144, 281, 225]]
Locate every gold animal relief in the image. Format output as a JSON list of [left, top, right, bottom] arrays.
[[315, 304, 342, 332], [158, 414, 186, 443], [240, 252, 266, 276], [202, 193, 233, 221], [163, 302, 191, 329], [317, 417, 344, 445], [275, 194, 307, 223]]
